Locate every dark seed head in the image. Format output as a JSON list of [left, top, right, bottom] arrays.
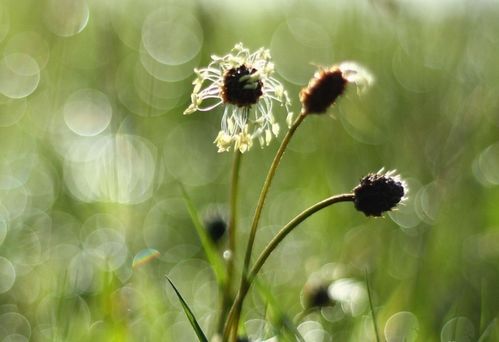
[[204, 215, 227, 243], [237, 337, 250, 342], [304, 283, 334, 309], [353, 171, 406, 217], [221, 65, 263, 107], [300, 67, 347, 115]]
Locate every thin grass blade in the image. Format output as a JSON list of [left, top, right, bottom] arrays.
[[365, 269, 381, 342], [179, 184, 227, 286], [166, 276, 209, 342]]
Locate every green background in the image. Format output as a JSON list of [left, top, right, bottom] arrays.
[[0, 0, 498, 340]]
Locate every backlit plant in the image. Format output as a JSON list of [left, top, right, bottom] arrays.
[[174, 43, 406, 342]]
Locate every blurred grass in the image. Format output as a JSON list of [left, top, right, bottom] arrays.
[[0, 0, 498, 341]]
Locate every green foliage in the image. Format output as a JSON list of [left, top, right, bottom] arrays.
[[180, 184, 228, 287], [0, 0, 498, 341], [166, 277, 209, 342]]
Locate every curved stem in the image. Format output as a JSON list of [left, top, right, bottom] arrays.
[[224, 193, 355, 341], [248, 193, 354, 283], [365, 269, 380, 342], [227, 113, 306, 341], [243, 113, 306, 276], [217, 151, 242, 333]]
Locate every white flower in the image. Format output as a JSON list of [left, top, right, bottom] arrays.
[[184, 43, 293, 153]]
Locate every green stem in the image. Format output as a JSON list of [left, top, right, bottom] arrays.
[[241, 113, 305, 277], [248, 193, 354, 283], [224, 193, 355, 341], [228, 151, 242, 274], [226, 113, 306, 341], [365, 269, 380, 342], [217, 151, 242, 333]]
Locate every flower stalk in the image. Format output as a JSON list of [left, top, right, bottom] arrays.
[[223, 112, 306, 341], [365, 269, 381, 342], [241, 112, 306, 278], [248, 193, 355, 283], [217, 150, 242, 333], [228, 151, 242, 275], [223, 166, 406, 340], [225, 193, 355, 341]]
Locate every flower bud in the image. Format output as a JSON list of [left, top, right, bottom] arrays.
[[353, 169, 407, 217], [300, 67, 347, 115], [300, 62, 374, 115]]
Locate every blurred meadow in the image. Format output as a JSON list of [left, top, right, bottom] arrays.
[[0, 0, 499, 340]]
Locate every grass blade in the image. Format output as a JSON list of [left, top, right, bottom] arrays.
[[166, 276, 208, 342], [179, 184, 227, 286], [365, 269, 381, 342]]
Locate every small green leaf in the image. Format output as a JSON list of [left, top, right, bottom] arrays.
[[166, 276, 208, 342], [179, 184, 227, 286]]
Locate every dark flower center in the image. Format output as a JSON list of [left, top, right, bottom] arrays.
[[221, 65, 263, 107]]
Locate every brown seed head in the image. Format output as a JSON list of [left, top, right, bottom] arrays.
[[300, 67, 347, 115]]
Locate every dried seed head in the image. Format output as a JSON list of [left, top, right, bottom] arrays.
[[300, 67, 347, 115], [221, 65, 263, 107], [300, 62, 374, 115], [353, 169, 407, 217]]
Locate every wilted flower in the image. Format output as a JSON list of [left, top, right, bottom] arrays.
[[353, 169, 407, 217], [184, 43, 293, 153], [300, 62, 374, 115]]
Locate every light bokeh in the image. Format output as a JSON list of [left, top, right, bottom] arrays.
[[0, 0, 498, 341]]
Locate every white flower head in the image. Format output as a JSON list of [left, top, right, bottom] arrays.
[[184, 43, 293, 153]]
